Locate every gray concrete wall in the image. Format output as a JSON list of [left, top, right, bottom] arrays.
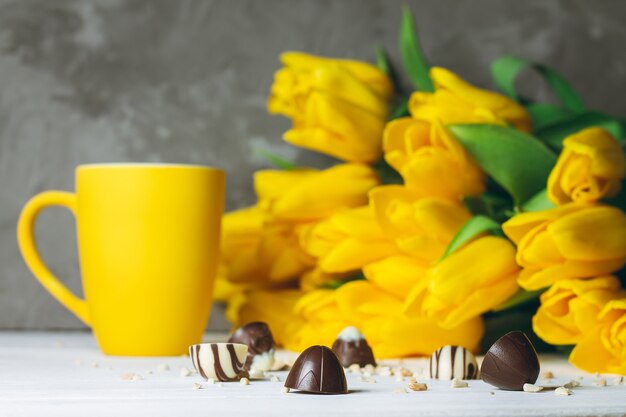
[[0, 0, 624, 330]]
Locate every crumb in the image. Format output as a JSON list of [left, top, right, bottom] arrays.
[[192, 383, 202, 390], [542, 371, 554, 379], [240, 377, 250, 385], [408, 382, 427, 391], [270, 375, 280, 382], [555, 387, 572, 396], [613, 376, 624, 385], [281, 386, 290, 393], [564, 380, 580, 389], [394, 367, 412, 377], [207, 378, 216, 385], [121, 373, 142, 381], [364, 364, 376, 374], [489, 391, 495, 396], [249, 369, 265, 379], [451, 378, 468, 388], [523, 383, 543, 393], [216, 382, 223, 387], [180, 367, 193, 377], [393, 387, 407, 394], [157, 364, 170, 371], [146, 370, 153, 375], [592, 377, 607, 387]]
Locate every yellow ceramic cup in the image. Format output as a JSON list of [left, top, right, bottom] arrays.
[[17, 164, 225, 356]]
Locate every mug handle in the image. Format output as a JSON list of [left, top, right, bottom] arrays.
[[17, 191, 91, 326]]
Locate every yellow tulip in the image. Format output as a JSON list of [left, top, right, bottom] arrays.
[[548, 127, 626, 205], [363, 255, 429, 299], [268, 52, 393, 162], [409, 67, 531, 132], [299, 205, 398, 273], [289, 280, 484, 357], [503, 204, 626, 290], [370, 185, 471, 261], [219, 206, 314, 284], [533, 275, 622, 345], [299, 268, 353, 292], [384, 119, 485, 200], [227, 289, 306, 348], [405, 236, 520, 329], [256, 163, 379, 222], [569, 298, 626, 375]]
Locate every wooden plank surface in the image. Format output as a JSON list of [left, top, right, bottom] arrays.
[[0, 332, 624, 417]]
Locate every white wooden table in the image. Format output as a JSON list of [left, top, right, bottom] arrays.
[[0, 332, 624, 417]]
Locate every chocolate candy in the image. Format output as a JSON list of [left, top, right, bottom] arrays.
[[331, 326, 376, 368], [227, 321, 275, 371], [480, 331, 540, 391], [429, 345, 478, 380], [189, 343, 249, 381], [284, 345, 348, 394]]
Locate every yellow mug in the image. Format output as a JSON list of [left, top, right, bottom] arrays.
[[17, 164, 225, 356]]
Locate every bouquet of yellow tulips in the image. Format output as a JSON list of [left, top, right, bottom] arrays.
[[216, 9, 626, 375]]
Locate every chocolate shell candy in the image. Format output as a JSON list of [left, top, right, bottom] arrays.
[[228, 321, 275, 371], [331, 326, 376, 368], [480, 331, 540, 391], [189, 343, 249, 381], [429, 345, 478, 380], [284, 345, 348, 394]]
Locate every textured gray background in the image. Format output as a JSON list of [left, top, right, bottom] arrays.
[[0, 0, 624, 330]]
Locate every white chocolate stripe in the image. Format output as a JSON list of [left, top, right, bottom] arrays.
[[190, 343, 248, 381], [430, 345, 477, 380]]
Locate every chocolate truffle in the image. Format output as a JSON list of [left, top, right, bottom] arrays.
[[429, 345, 478, 380], [480, 331, 540, 391], [331, 326, 376, 368], [228, 321, 275, 371], [189, 343, 249, 381], [284, 345, 348, 394]]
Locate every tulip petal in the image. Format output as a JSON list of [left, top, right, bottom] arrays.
[[549, 206, 626, 261], [363, 255, 429, 298]]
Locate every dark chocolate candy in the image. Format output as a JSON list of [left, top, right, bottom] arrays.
[[480, 331, 540, 391], [284, 345, 348, 394], [227, 321, 275, 371], [331, 326, 376, 368]]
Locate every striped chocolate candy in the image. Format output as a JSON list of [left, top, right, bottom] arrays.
[[189, 343, 249, 381], [429, 345, 478, 380]]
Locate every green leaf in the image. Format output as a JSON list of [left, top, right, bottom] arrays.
[[491, 55, 585, 113], [399, 7, 434, 92], [450, 124, 557, 206], [536, 111, 626, 150], [376, 45, 410, 98], [375, 45, 390, 75], [390, 99, 410, 119], [256, 150, 297, 170], [322, 274, 364, 290], [527, 103, 574, 131], [440, 215, 501, 260], [521, 189, 556, 212], [493, 288, 544, 312]]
